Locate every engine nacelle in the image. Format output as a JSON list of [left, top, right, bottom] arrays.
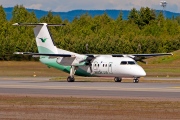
[[56, 55, 88, 66]]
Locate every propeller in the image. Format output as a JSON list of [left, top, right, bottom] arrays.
[[79, 56, 95, 73], [135, 57, 147, 64]]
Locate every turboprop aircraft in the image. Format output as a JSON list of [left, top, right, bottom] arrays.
[[13, 23, 173, 83]]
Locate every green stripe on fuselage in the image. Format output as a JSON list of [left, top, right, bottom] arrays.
[[40, 57, 92, 76], [38, 46, 92, 77]]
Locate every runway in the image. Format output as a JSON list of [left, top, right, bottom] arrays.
[[0, 77, 179, 99]]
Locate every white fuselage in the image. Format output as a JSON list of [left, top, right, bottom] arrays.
[[88, 57, 146, 78]]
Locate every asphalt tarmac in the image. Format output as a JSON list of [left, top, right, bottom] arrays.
[[0, 77, 179, 99]]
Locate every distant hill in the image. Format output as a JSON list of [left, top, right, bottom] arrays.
[[4, 7, 180, 22]]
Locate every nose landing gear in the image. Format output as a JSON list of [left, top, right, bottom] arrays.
[[114, 77, 140, 83], [133, 78, 139, 83]]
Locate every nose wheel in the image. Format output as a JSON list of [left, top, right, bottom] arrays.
[[133, 78, 139, 83], [114, 77, 122, 82]]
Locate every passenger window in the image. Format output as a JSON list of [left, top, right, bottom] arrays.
[[98, 64, 99, 67], [103, 64, 104, 67], [105, 64, 107, 67], [120, 61, 127, 65]]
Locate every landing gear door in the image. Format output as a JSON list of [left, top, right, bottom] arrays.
[[108, 62, 113, 73]]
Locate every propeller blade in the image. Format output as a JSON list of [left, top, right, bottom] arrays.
[[90, 66, 93, 74]]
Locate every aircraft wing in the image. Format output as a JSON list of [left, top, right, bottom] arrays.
[[86, 53, 173, 63], [14, 52, 75, 58], [122, 53, 173, 61], [126, 53, 173, 57], [14, 52, 94, 66], [14, 52, 173, 58], [14, 52, 173, 64], [123, 53, 173, 63], [87, 53, 173, 57]]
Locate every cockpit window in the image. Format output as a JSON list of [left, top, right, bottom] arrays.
[[128, 61, 136, 65], [120, 61, 136, 65], [120, 61, 127, 65]]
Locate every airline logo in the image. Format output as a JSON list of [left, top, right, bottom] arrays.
[[39, 38, 47, 43]]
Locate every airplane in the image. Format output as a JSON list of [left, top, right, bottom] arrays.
[[13, 23, 173, 83]]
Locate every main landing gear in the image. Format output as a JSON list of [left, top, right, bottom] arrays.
[[114, 77, 122, 82], [67, 76, 75, 82], [67, 66, 77, 82]]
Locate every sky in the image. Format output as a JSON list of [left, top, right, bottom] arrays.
[[0, 0, 179, 13]]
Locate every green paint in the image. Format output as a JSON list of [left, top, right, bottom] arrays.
[[37, 46, 54, 54], [40, 57, 92, 77], [39, 38, 47, 43], [37, 46, 92, 77]]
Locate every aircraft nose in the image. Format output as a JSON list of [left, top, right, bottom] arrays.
[[139, 68, 146, 76], [134, 66, 146, 77]]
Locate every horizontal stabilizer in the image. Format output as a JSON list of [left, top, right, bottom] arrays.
[[13, 23, 65, 26]]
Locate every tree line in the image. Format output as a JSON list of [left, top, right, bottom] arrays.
[[0, 5, 180, 60]]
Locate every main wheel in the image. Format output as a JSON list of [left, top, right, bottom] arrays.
[[114, 77, 122, 82], [67, 76, 75, 82]]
